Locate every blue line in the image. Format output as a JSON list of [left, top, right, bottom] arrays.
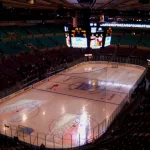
[[33, 88, 120, 106]]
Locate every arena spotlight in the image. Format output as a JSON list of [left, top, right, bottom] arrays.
[[26, 0, 36, 4]]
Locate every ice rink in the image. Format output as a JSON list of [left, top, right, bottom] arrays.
[[0, 62, 145, 148]]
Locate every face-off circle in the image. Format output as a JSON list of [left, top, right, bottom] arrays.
[[0, 100, 42, 122], [48, 113, 99, 146]]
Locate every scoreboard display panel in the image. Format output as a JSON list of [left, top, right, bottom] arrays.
[[71, 27, 87, 48], [90, 27, 104, 49], [64, 24, 112, 49], [106, 27, 112, 37], [71, 27, 87, 38], [104, 36, 111, 47], [64, 26, 71, 47], [104, 27, 112, 47], [65, 33, 71, 47]]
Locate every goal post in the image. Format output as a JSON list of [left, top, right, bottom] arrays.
[[111, 63, 118, 68]]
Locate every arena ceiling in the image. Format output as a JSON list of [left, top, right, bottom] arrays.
[[0, 0, 150, 10]]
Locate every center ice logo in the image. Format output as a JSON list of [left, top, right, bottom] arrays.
[[69, 82, 105, 92]]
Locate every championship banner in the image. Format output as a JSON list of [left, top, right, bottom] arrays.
[[100, 12, 104, 23]]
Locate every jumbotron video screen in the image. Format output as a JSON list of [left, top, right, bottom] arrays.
[[90, 25, 104, 49], [64, 24, 112, 49]]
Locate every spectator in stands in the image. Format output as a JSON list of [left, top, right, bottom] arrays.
[[40, 143, 45, 150]]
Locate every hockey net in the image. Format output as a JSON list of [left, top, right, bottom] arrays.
[[111, 63, 118, 68]]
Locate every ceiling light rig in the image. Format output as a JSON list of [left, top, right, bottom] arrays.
[[26, 0, 36, 5], [77, 0, 97, 9]]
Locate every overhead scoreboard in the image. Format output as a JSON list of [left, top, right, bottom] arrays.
[[64, 23, 112, 49]]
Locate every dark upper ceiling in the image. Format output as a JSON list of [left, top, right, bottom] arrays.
[[0, 0, 150, 11]]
